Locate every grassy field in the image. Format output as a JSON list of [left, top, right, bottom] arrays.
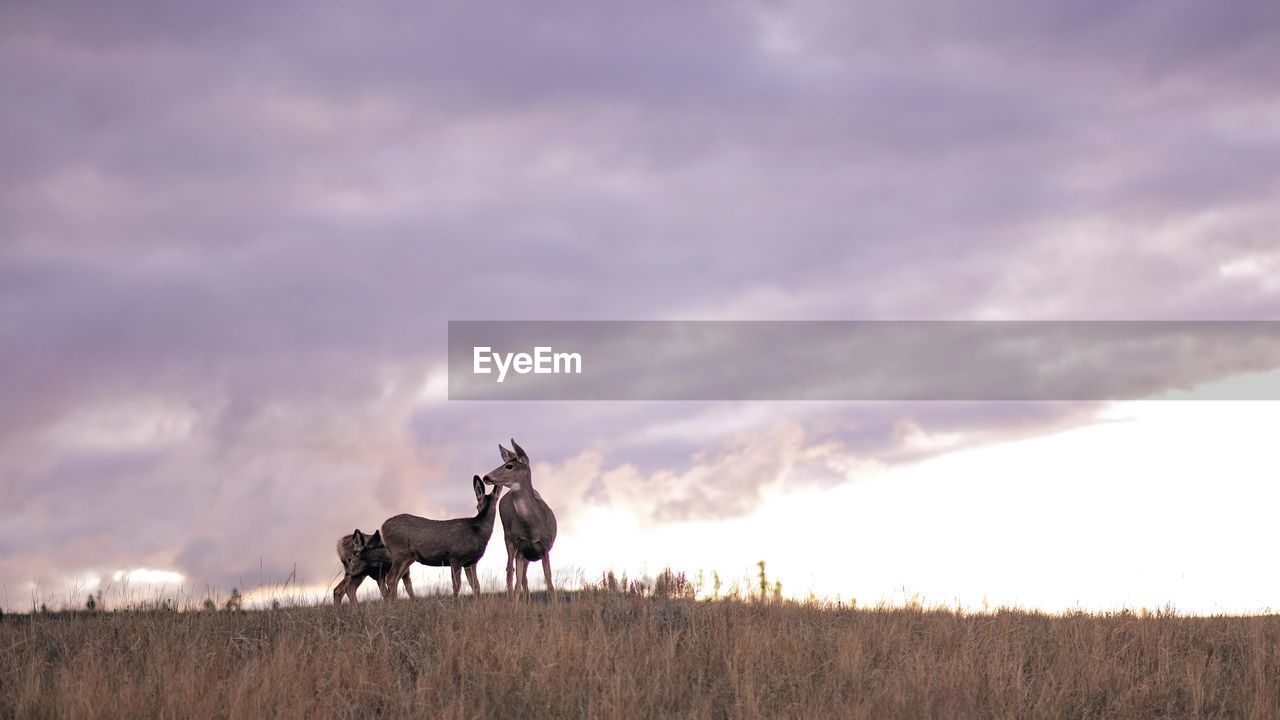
[[3, 591, 1280, 719]]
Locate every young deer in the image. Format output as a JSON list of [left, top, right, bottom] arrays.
[[483, 439, 558, 600], [380, 476, 502, 598], [333, 529, 412, 605]]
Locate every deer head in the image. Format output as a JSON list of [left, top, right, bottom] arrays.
[[471, 474, 501, 510], [344, 529, 383, 575], [483, 438, 531, 490]]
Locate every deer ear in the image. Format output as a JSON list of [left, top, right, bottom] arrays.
[[511, 438, 528, 462], [351, 530, 366, 549], [369, 530, 382, 547], [499, 444, 515, 462], [473, 475, 484, 498]]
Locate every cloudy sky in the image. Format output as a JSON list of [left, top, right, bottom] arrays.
[[2, 0, 1279, 613]]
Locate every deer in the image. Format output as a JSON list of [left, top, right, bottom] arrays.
[[380, 475, 502, 598], [483, 439, 558, 600], [333, 529, 412, 605]]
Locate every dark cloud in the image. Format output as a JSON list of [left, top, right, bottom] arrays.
[[2, 0, 1278, 602]]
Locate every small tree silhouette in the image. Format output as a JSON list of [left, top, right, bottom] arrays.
[[85, 594, 97, 612], [225, 588, 243, 612], [202, 598, 216, 612], [757, 560, 769, 601]]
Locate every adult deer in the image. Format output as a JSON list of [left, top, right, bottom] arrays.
[[380, 476, 502, 598], [483, 439, 558, 599]]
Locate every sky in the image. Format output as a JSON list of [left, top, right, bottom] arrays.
[[2, 0, 1279, 613]]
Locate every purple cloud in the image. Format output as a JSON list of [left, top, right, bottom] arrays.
[[1, 0, 1278, 601]]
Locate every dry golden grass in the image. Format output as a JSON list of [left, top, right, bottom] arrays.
[[3, 592, 1280, 719]]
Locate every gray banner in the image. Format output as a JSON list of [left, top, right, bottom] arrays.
[[447, 321, 1280, 401]]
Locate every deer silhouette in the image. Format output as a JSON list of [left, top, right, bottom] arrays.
[[483, 439, 558, 599], [332, 529, 411, 605], [380, 476, 502, 598]]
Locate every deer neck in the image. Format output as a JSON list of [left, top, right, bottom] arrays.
[[511, 480, 545, 506], [473, 491, 500, 529]]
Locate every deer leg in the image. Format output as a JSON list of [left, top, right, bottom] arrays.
[[541, 553, 555, 600], [333, 575, 348, 605], [465, 565, 481, 596], [384, 561, 400, 599], [505, 541, 517, 599], [346, 573, 366, 606], [451, 564, 463, 598], [401, 568, 416, 599], [387, 558, 411, 600], [517, 557, 530, 597]]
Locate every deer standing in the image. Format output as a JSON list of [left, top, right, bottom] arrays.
[[333, 529, 411, 605], [483, 439, 558, 599], [380, 476, 502, 598]]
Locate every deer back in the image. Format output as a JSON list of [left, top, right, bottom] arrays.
[[381, 513, 494, 567]]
